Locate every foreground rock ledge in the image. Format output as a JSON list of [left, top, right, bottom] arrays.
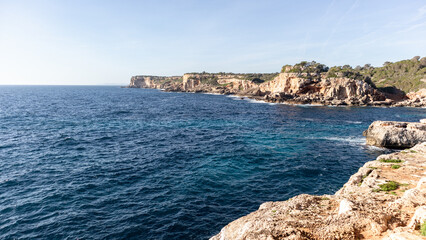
[[363, 120, 426, 149], [210, 143, 426, 240]]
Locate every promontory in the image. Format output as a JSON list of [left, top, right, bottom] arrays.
[[127, 57, 426, 107]]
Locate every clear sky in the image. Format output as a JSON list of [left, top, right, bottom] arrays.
[[1, 0, 426, 85]]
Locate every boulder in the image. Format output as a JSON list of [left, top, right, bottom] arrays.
[[363, 121, 426, 149]]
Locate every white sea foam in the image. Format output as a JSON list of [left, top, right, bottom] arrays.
[[306, 136, 366, 144], [295, 104, 323, 108], [226, 95, 243, 100], [364, 145, 387, 151], [345, 120, 362, 124], [244, 98, 277, 105], [323, 137, 365, 144]]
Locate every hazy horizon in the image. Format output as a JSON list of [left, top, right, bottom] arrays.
[[1, 0, 426, 85]]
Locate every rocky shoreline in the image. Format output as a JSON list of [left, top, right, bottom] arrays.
[[209, 120, 426, 240], [127, 72, 426, 108], [211, 148, 426, 239], [127, 63, 426, 238]]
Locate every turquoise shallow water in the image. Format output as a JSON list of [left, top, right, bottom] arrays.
[[0, 86, 425, 239]]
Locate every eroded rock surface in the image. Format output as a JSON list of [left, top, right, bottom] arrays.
[[257, 72, 386, 106], [393, 89, 426, 108], [210, 143, 426, 240], [126, 72, 425, 107], [363, 121, 426, 149]]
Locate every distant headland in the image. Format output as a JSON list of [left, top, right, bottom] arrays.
[[127, 57, 426, 107]]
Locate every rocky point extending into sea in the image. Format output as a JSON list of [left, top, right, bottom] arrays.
[[210, 119, 426, 240]]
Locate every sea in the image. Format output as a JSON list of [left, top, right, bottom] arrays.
[[0, 86, 425, 240]]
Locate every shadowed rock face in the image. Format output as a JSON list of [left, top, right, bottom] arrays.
[[210, 143, 426, 240], [393, 89, 426, 107], [363, 120, 426, 149]]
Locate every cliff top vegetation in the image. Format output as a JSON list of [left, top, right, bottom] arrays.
[[281, 56, 426, 92]]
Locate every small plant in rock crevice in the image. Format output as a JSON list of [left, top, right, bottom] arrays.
[[376, 181, 400, 192], [421, 221, 426, 236], [379, 159, 403, 163]]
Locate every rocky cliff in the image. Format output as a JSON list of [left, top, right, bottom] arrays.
[[210, 142, 426, 239], [127, 72, 398, 106], [127, 60, 426, 107], [128, 75, 182, 89], [256, 72, 387, 106]]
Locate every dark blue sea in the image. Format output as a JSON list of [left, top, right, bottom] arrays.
[[0, 86, 425, 240]]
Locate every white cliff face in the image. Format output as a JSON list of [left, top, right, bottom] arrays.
[[217, 78, 258, 91], [128, 75, 181, 89], [129, 76, 151, 88], [181, 73, 260, 92], [182, 77, 200, 90], [259, 73, 311, 94]]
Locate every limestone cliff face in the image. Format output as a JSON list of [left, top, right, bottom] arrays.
[[182, 74, 201, 90], [211, 142, 426, 240], [181, 73, 259, 92], [128, 75, 181, 89], [127, 73, 425, 107], [257, 73, 386, 105], [259, 73, 309, 94]]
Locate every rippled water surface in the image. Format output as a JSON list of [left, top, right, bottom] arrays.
[[0, 86, 425, 239]]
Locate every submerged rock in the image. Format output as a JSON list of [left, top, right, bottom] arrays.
[[363, 120, 426, 149]]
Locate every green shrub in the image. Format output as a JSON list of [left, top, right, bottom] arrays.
[[378, 181, 399, 191], [421, 221, 426, 236], [391, 165, 401, 169], [379, 159, 402, 163]]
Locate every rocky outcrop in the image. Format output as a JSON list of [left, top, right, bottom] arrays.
[[363, 120, 426, 149], [128, 75, 181, 89], [211, 142, 426, 239], [393, 89, 426, 107], [257, 73, 387, 106], [181, 73, 261, 93]]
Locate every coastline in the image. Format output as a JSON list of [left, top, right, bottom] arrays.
[[127, 69, 426, 108], [130, 87, 426, 109], [126, 85, 426, 238], [210, 142, 426, 239]]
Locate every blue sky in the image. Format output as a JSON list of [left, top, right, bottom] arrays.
[[0, 0, 425, 85]]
